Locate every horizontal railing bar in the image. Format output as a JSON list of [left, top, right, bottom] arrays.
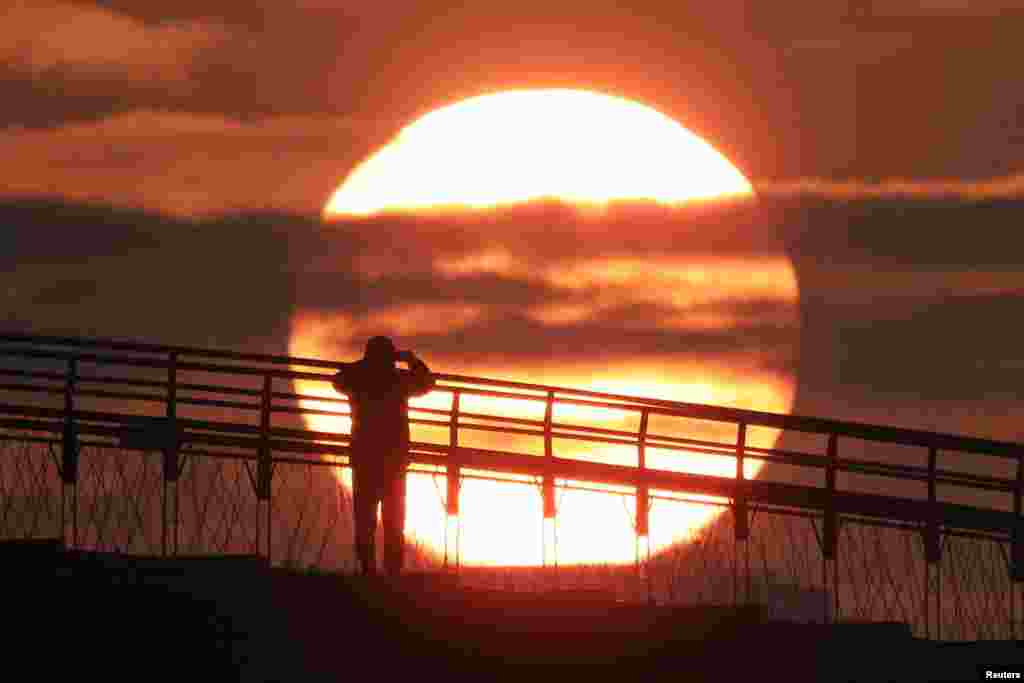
[[0, 331, 341, 369], [2, 369, 263, 398], [834, 456, 928, 478], [175, 396, 263, 412], [3, 333, 1023, 459], [427, 418, 639, 448], [932, 471, 1017, 491], [0, 406, 354, 447], [241, 450, 347, 467], [177, 382, 263, 397], [0, 417, 65, 433], [447, 408, 542, 426], [76, 375, 165, 390], [432, 385, 551, 404], [547, 420, 644, 441], [742, 444, 828, 468], [0, 347, 169, 371], [835, 458, 1017, 492], [72, 388, 167, 403], [547, 429, 637, 448], [0, 367, 67, 382], [174, 359, 293, 378], [410, 417, 459, 431], [0, 346, 326, 382], [0, 382, 65, 396], [271, 390, 345, 404], [1, 384, 262, 411], [0, 433, 61, 445], [439, 373, 656, 404], [270, 404, 350, 419], [429, 420, 544, 441]]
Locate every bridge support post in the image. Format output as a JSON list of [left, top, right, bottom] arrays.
[[61, 357, 79, 549], [161, 352, 180, 557], [445, 391, 461, 572], [1011, 454, 1023, 640], [542, 392, 557, 571], [924, 559, 943, 641], [255, 374, 274, 564], [634, 533, 651, 601], [635, 409, 651, 603], [162, 447, 180, 557], [1015, 580, 1022, 642], [807, 436, 840, 624], [733, 424, 749, 608], [922, 446, 944, 640], [810, 515, 839, 626], [824, 435, 838, 624]]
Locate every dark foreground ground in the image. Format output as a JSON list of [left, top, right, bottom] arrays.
[[4, 540, 1021, 682]]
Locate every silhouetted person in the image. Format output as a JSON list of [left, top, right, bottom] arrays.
[[332, 336, 435, 576]]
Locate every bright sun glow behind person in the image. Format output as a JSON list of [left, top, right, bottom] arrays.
[[324, 89, 753, 216], [299, 88, 792, 567]]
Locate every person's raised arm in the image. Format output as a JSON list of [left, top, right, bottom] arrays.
[[332, 361, 356, 395], [400, 351, 435, 397]]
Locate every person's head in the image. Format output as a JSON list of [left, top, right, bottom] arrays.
[[364, 336, 397, 366]]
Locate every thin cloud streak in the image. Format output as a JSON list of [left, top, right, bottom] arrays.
[[755, 174, 1024, 200]]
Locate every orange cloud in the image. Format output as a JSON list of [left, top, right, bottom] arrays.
[[0, 2, 229, 83], [0, 110, 369, 215]]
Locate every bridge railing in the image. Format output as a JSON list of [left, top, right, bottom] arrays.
[[0, 331, 1022, 639], [0, 330, 1019, 531]]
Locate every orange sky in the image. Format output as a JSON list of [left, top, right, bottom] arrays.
[[2, 1, 1023, 569]]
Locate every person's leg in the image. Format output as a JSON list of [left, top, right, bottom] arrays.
[[352, 462, 382, 576], [381, 464, 408, 576]]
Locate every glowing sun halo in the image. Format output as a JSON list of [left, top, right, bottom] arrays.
[[323, 89, 753, 216], [296, 89, 793, 568]]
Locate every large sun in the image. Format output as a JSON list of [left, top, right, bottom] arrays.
[[323, 89, 753, 216], [296, 88, 794, 568]]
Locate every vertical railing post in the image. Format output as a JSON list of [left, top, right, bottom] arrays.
[[1011, 454, 1023, 640], [256, 374, 274, 564], [733, 423, 748, 607], [542, 391, 556, 570], [924, 538, 930, 640], [925, 446, 942, 640], [445, 391, 461, 572], [161, 352, 180, 557], [61, 356, 79, 549], [635, 409, 651, 601], [824, 434, 838, 624]]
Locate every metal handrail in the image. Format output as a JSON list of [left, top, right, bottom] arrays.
[[3, 330, 1021, 457], [1, 330, 1022, 544]]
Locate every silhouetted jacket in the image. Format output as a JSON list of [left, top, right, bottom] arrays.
[[332, 357, 435, 465]]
